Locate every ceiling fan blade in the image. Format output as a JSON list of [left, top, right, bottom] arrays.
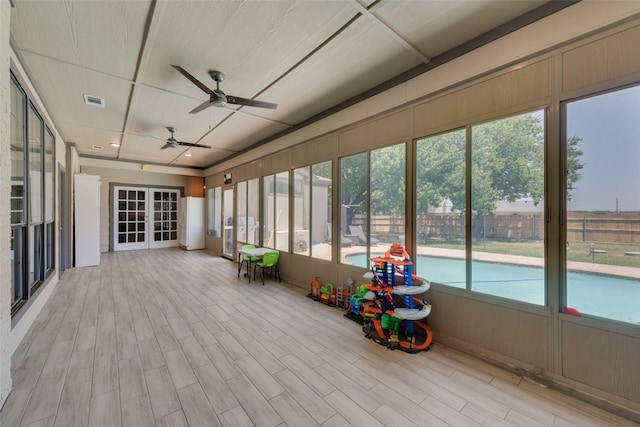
[[171, 65, 213, 95], [226, 95, 277, 109], [177, 141, 211, 149], [188, 99, 215, 114], [160, 143, 171, 149]]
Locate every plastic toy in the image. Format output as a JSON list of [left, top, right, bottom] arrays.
[[344, 285, 372, 323], [318, 283, 335, 305], [335, 283, 353, 309], [308, 276, 321, 299], [358, 244, 433, 353], [307, 277, 336, 306]]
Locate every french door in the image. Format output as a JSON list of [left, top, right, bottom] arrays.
[[113, 186, 180, 251]]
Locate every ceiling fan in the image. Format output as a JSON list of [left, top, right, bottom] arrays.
[[172, 65, 278, 114], [161, 127, 211, 150]]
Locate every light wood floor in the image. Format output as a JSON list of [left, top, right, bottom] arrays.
[[0, 248, 635, 427]]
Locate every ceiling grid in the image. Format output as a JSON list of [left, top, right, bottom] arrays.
[[9, 0, 563, 168]]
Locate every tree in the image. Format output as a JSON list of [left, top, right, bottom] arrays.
[[471, 112, 545, 212], [370, 144, 405, 215], [416, 129, 466, 214], [338, 112, 584, 238], [340, 152, 368, 227]]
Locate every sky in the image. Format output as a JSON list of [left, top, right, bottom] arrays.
[[566, 85, 640, 212]]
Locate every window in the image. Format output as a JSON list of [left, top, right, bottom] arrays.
[[263, 175, 274, 248], [10, 73, 56, 315], [236, 180, 247, 242], [415, 129, 466, 287], [370, 143, 405, 250], [11, 74, 27, 310], [262, 172, 289, 251], [206, 186, 222, 237], [274, 172, 289, 251], [565, 85, 640, 324], [340, 153, 368, 267], [340, 145, 405, 266], [44, 127, 55, 273], [292, 167, 311, 255], [236, 179, 259, 244], [293, 161, 332, 260], [471, 110, 545, 305], [28, 104, 44, 291], [311, 161, 332, 260]]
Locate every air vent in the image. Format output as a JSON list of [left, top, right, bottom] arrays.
[[92, 145, 104, 151], [83, 94, 105, 108]]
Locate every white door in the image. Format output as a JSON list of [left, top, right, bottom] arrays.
[[113, 186, 180, 251]]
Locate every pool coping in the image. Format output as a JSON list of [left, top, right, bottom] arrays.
[[338, 245, 640, 280]]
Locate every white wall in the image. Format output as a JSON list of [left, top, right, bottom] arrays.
[[0, 0, 13, 409], [1, 9, 71, 409]]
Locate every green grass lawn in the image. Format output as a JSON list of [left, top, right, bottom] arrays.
[[419, 240, 640, 268]]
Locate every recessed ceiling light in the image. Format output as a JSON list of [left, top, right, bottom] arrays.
[[185, 152, 192, 157], [83, 94, 105, 108], [110, 142, 120, 147]]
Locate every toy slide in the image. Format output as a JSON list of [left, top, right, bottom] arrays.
[[392, 279, 430, 295], [345, 244, 434, 353], [393, 302, 431, 320]]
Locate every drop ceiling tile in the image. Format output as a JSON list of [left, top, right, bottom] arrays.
[[125, 84, 232, 143], [258, 15, 422, 124], [18, 52, 131, 137], [199, 111, 291, 154], [373, 0, 546, 58], [140, 1, 358, 99], [11, 0, 149, 79]]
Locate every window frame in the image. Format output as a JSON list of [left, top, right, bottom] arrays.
[[561, 83, 640, 326], [10, 72, 58, 316], [411, 108, 548, 309]]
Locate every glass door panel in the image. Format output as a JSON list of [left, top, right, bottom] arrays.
[[114, 187, 148, 251], [113, 187, 181, 251], [150, 190, 180, 249]]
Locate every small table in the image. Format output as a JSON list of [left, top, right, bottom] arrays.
[[238, 247, 274, 283]]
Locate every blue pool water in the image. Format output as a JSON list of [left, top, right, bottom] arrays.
[[346, 254, 640, 324]]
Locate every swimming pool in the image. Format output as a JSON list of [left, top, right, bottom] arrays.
[[346, 254, 640, 324]]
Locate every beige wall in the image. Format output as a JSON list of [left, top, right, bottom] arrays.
[[202, 18, 640, 414]]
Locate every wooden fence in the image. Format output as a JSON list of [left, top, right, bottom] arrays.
[[567, 215, 640, 244], [353, 213, 640, 244]]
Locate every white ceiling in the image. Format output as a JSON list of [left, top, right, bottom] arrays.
[[10, 0, 563, 169]]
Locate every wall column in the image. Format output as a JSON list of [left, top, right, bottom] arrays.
[[0, 0, 14, 409]]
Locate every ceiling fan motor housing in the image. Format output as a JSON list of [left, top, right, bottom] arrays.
[[211, 90, 227, 107]]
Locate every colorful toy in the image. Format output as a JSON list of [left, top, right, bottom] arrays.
[[358, 244, 433, 353], [308, 276, 321, 298], [344, 285, 372, 323], [335, 282, 353, 309], [318, 283, 335, 305], [307, 276, 336, 306]]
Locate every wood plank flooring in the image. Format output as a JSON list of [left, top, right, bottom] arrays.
[[0, 248, 635, 427]]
